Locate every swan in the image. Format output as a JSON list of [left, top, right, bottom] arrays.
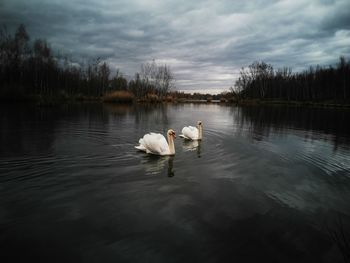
[[135, 129, 176, 156], [179, 121, 203, 140]]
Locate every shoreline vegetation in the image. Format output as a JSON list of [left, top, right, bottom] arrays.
[[2, 94, 349, 110], [1, 24, 349, 108]]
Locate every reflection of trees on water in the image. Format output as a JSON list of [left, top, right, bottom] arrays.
[[0, 103, 113, 157], [104, 103, 169, 130], [1, 103, 168, 156], [133, 103, 169, 126], [141, 155, 175, 177], [231, 105, 350, 150], [103, 103, 133, 117], [0, 104, 56, 157]]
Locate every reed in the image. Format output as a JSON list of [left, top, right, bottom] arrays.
[[137, 93, 161, 103], [102, 91, 135, 103]]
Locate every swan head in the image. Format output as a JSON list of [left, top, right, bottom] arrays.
[[197, 121, 203, 140], [167, 129, 176, 139]]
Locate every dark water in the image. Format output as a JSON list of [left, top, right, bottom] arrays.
[[1, 103, 350, 263]]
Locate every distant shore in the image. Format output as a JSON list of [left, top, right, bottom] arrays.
[[1, 94, 350, 109]]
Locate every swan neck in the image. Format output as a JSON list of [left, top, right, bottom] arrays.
[[198, 125, 203, 140], [167, 135, 175, 155]]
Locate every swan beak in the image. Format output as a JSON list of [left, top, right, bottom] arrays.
[[169, 129, 176, 138]]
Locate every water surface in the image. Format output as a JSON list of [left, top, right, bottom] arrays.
[[1, 103, 350, 262]]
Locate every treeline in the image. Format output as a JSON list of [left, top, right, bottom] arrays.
[[234, 58, 350, 103], [170, 91, 233, 101], [0, 24, 174, 101]]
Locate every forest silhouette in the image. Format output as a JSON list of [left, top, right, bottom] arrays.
[[1, 24, 349, 104]]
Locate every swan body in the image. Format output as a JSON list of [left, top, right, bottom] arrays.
[[180, 126, 199, 140], [135, 129, 176, 156], [180, 121, 203, 140]]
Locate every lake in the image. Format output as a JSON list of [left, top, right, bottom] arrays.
[[1, 103, 350, 263]]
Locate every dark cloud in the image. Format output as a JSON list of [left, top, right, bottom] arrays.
[[321, 9, 350, 32], [1, 0, 349, 93]]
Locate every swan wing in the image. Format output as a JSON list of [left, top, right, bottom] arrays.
[[181, 126, 198, 140], [142, 133, 169, 155]]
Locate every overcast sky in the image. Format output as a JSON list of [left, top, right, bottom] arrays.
[[1, 0, 349, 93]]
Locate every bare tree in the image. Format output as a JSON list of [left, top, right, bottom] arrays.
[[139, 60, 174, 97], [235, 58, 349, 103]]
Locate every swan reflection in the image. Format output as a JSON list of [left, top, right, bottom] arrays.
[[182, 140, 202, 158], [141, 155, 175, 177], [167, 156, 175, 177]]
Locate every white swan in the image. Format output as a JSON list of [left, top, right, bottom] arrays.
[[135, 129, 176, 156], [179, 121, 203, 140]]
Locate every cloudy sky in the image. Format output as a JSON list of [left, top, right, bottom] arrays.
[[1, 0, 349, 93]]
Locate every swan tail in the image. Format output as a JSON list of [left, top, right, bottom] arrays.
[[135, 145, 146, 151], [179, 134, 190, 140], [135, 138, 147, 151]]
